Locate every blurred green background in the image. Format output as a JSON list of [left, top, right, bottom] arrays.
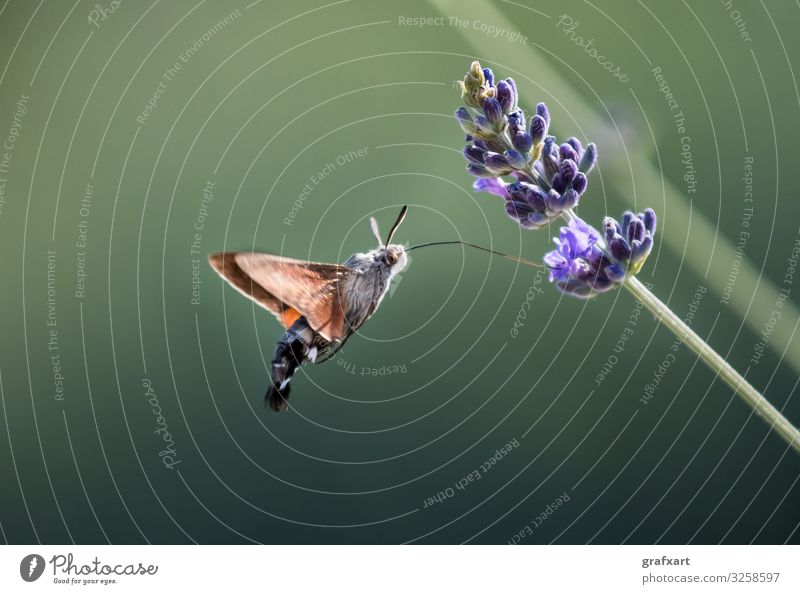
[[0, 0, 797, 544]]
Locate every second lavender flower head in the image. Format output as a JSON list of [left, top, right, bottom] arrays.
[[544, 209, 656, 298]]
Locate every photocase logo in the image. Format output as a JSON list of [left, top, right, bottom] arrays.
[[19, 554, 45, 582]]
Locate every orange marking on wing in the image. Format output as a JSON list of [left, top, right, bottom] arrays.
[[281, 307, 302, 328]]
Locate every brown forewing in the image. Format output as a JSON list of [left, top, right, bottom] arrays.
[[208, 252, 351, 342]]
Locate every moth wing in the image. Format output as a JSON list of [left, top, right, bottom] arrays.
[[208, 252, 352, 342]]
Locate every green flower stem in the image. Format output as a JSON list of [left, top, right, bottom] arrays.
[[623, 275, 800, 454], [500, 129, 797, 451]]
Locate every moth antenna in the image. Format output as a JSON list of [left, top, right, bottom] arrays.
[[369, 216, 383, 246], [385, 205, 408, 245]]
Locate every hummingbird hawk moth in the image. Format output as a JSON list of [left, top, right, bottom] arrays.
[[209, 206, 410, 412]]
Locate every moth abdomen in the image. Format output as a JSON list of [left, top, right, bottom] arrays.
[[266, 336, 303, 412], [266, 318, 327, 412]]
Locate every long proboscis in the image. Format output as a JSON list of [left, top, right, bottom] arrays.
[[406, 240, 542, 268]]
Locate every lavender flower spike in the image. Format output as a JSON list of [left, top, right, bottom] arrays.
[[450, 60, 800, 455], [454, 62, 598, 222], [544, 209, 657, 298]]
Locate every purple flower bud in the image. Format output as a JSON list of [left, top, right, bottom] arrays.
[[482, 67, 494, 87], [496, 80, 513, 114], [512, 132, 533, 154], [571, 172, 587, 194], [643, 208, 657, 235], [544, 189, 562, 213], [507, 180, 535, 200], [455, 107, 475, 134], [559, 143, 578, 163], [506, 109, 525, 133], [528, 185, 549, 211], [621, 211, 634, 235], [463, 145, 486, 163], [630, 236, 653, 264], [529, 115, 547, 145], [542, 136, 559, 181], [482, 97, 504, 125], [579, 143, 597, 173], [509, 182, 547, 212], [484, 152, 512, 175], [505, 199, 534, 221], [589, 273, 615, 292], [473, 114, 494, 136], [560, 158, 577, 184], [504, 149, 527, 170], [536, 102, 550, 127], [551, 173, 566, 194], [566, 137, 583, 157], [561, 188, 579, 209], [609, 235, 632, 261], [627, 218, 645, 243], [524, 212, 550, 229], [640, 234, 654, 258], [467, 162, 496, 178], [505, 78, 518, 110], [602, 217, 618, 241]]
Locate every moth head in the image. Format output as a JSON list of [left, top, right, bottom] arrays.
[[379, 243, 407, 273]]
